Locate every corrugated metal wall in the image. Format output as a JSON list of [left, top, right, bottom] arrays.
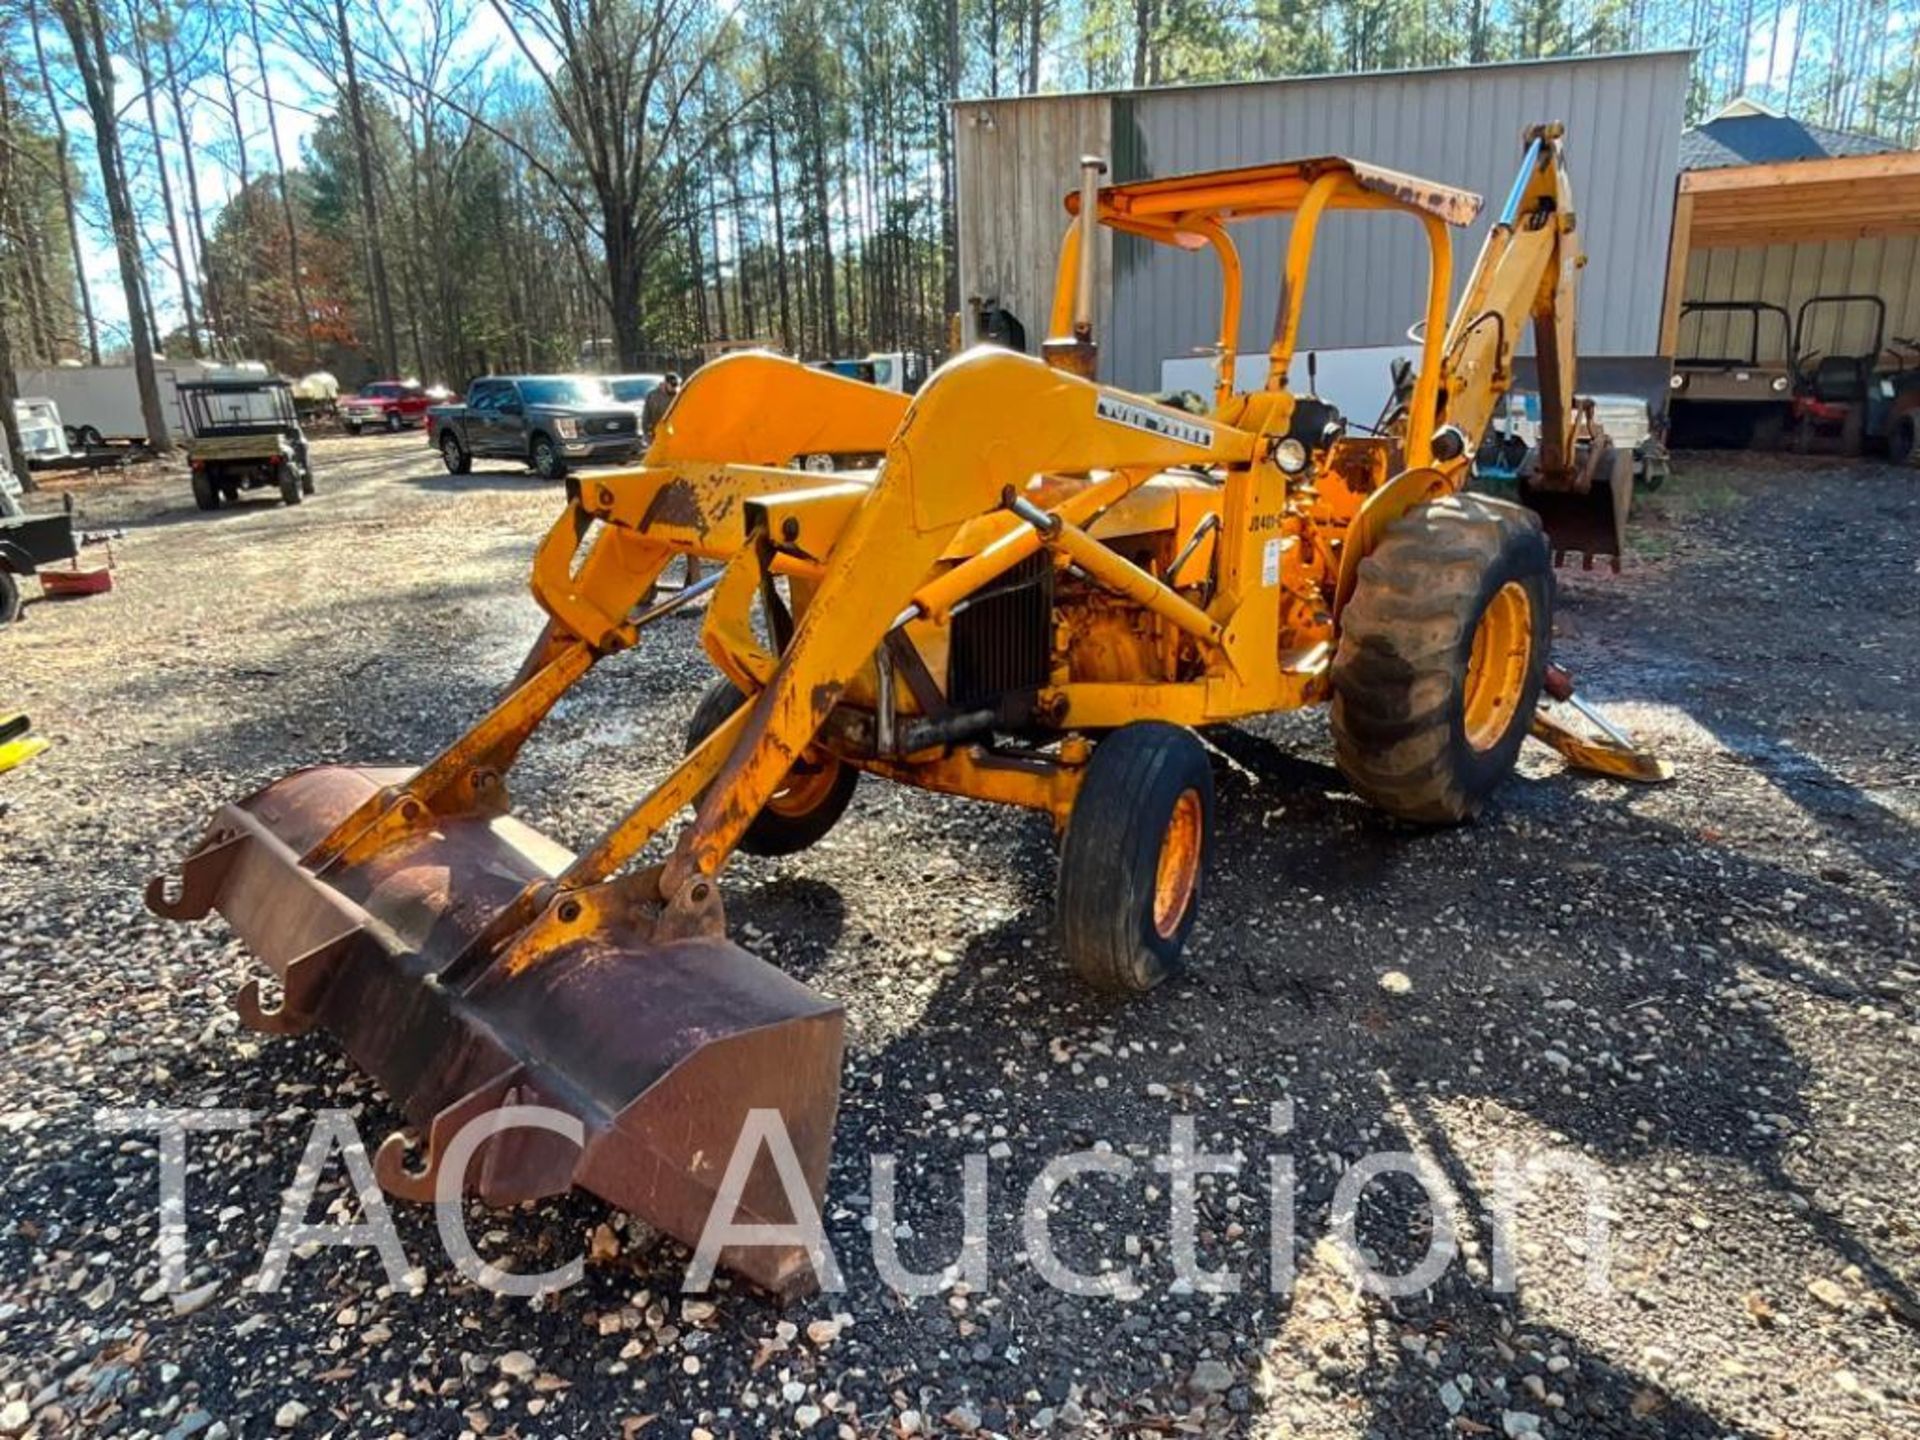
[[1680, 235, 1920, 361], [955, 53, 1690, 394]]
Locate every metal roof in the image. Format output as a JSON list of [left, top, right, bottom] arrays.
[[1680, 114, 1902, 171], [954, 48, 1693, 107], [1074, 157, 1484, 232]]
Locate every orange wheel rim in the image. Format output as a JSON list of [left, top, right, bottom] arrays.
[[1152, 790, 1204, 938], [767, 751, 839, 817], [1463, 580, 1535, 752]]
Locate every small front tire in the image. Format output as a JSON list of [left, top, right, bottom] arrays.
[[684, 679, 858, 856], [1057, 721, 1214, 994]]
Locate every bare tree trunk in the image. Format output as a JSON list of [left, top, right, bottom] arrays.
[[712, 179, 731, 341], [1025, 0, 1043, 93], [767, 99, 793, 352], [219, 55, 257, 354], [251, 4, 316, 367], [154, 1, 219, 349], [126, 0, 200, 353], [727, 132, 756, 339], [336, 0, 399, 369], [940, 0, 960, 324], [56, 0, 172, 451], [29, 0, 99, 364], [0, 311, 34, 488], [805, 79, 838, 356]]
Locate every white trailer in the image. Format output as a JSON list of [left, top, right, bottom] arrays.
[[14, 360, 272, 446]]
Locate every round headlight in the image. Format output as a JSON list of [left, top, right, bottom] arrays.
[[1771, 375, 1790, 393], [1274, 436, 1309, 473], [1668, 373, 1686, 390]]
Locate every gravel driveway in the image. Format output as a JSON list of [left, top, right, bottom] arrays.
[[2, 436, 1915, 1439]]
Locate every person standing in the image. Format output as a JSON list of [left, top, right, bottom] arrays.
[[641, 371, 681, 443]]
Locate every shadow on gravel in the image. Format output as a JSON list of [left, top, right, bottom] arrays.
[[42, 458, 1907, 1434], [408, 469, 552, 495], [117, 494, 307, 531], [814, 687, 1909, 1430]]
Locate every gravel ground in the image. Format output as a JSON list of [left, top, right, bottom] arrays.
[[1, 435, 1916, 1440]]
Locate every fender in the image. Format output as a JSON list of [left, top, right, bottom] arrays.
[[1331, 464, 1454, 621]]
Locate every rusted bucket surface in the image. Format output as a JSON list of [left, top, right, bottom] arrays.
[[1519, 450, 1633, 572], [148, 765, 844, 1297]]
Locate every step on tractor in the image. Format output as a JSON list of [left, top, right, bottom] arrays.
[[150, 125, 1665, 1296]]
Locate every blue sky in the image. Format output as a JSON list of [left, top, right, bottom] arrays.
[[63, 1, 527, 346]]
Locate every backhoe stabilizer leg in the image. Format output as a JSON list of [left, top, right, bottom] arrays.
[[1531, 663, 1674, 784]]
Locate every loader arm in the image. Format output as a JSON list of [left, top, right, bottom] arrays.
[[657, 346, 1258, 894]]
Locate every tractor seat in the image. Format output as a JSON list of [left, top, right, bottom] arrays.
[[1811, 355, 1868, 403]]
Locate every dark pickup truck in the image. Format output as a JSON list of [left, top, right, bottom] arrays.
[[428, 375, 641, 481]]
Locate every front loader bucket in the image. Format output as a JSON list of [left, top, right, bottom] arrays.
[[147, 765, 843, 1297], [1519, 448, 1634, 572]]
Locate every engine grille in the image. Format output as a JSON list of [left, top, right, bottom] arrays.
[[947, 555, 1053, 710]]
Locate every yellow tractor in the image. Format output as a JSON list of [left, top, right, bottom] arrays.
[[150, 125, 1661, 1295]]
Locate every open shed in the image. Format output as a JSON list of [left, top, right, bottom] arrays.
[[1661, 102, 1920, 365]]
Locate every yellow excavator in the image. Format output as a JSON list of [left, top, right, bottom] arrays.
[[150, 125, 1664, 1295]]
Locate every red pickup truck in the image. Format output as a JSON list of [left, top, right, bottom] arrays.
[[340, 380, 434, 434]]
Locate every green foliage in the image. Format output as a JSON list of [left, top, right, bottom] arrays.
[[0, 50, 82, 364]]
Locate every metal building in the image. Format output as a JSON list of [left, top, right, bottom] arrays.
[[1664, 101, 1920, 364], [955, 52, 1692, 397]]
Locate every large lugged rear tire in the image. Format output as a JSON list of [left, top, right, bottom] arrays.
[[1331, 494, 1551, 824], [684, 679, 858, 857], [1057, 721, 1213, 994]]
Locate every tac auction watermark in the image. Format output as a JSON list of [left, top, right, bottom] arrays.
[[96, 1102, 1614, 1301]]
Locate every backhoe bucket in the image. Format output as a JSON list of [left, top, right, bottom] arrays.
[[147, 765, 844, 1297], [1519, 448, 1633, 571]]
